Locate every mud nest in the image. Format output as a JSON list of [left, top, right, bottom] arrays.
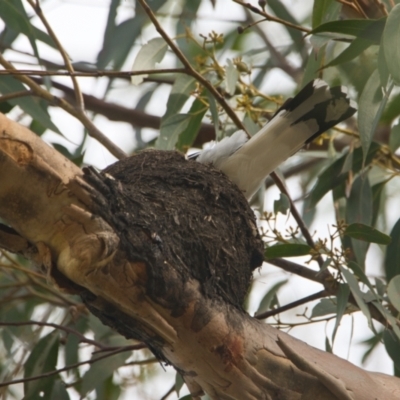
[[84, 149, 264, 312]]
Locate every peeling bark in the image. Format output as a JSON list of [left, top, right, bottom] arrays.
[[0, 113, 399, 399]]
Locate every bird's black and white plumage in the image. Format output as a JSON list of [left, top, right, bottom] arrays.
[[190, 79, 356, 200]]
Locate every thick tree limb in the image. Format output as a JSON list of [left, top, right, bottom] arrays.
[[0, 114, 399, 399]]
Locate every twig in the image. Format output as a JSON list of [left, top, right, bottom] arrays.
[[27, 0, 84, 111], [0, 346, 140, 388], [0, 68, 186, 78], [270, 172, 326, 270], [160, 383, 176, 400], [0, 90, 34, 103], [233, 0, 311, 33], [0, 320, 106, 349], [136, 0, 249, 137], [255, 290, 328, 319], [266, 258, 322, 283]]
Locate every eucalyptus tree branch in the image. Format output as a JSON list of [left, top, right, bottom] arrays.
[[233, 0, 311, 33], [27, 0, 84, 111], [0, 68, 186, 78], [255, 290, 328, 319]]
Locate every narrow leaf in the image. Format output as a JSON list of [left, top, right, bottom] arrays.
[[265, 243, 311, 258], [387, 275, 400, 312], [383, 329, 400, 371], [274, 193, 290, 215], [308, 142, 380, 208], [323, 37, 373, 69], [163, 75, 196, 120], [311, 18, 386, 43], [225, 59, 239, 96], [156, 114, 191, 150], [131, 37, 168, 85], [344, 223, 391, 244], [389, 122, 400, 152], [311, 298, 337, 318], [312, 0, 341, 28], [24, 332, 59, 399], [340, 267, 373, 330], [346, 176, 373, 267], [385, 218, 400, 281], [332, 283, 350, 343], [358, 70, 383, 162], [255, 280, 288, 315], [382, 4, 400, 84]]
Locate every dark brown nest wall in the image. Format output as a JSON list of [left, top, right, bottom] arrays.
[[84, 150, 264, 313]]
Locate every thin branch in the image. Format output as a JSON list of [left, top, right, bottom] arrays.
[[0, 320, 106, 349], [27, 0, 84, 111], [271, 172, 326, 270], [0, 346, 141, 388], [136, 0, 249, 137], [0, 68, 186, 78], [233, 0, 311, 33], [255, 290, 328, 319], [0, 90, 34, 103], [266, 258, 322, 283], [0, 53, 126, 159], [160, 383, 176, 400]]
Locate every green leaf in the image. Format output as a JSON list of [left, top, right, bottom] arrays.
[[50, 381, 70, 400], [80, 351, 130, 396], [24, 331, 59, 400], [312, 0, 341, 28], [131, 37, 168, 85], [387, 275, 400, 312], [301, 47, 326, 88], [340, 266, 373, 329], [274, 193, 290, 215], [346, 176, 372, 267], [385, 218, 400, 281], [176, 99, 207, 151], [382, 4, 400, 84], [358, 70, 383, 162], [0, 76, 60, 134], [206, 89, 219, 137], [311, 298, 337, 318], [311, 18, 386, 43], [255, 280, 288, 315], [157, 114, 191, 150], [344, 223, 391, 245], [265, 243, 311, 258], [332, 283, 350, 343], [308, 142, 380, 208], [389, 122, 400, 152], [322, 37, 374, 69], [0, 0, 39, 58], [225, 59, 239, 96], [175, 372, 185, 397], [378, 42, 390, 87], [163, 75, 196, 120], [383, 329, 400, 371], [371, 180, 387, 227]]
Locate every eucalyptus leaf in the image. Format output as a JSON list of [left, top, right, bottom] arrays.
[[131, 37, 168, 85], [387, 275, 400, 312], [255, 280, 288, 315], [358, 70, 383, 162], [274, 193, 290, 215], [265, 243, 311, 258], [332, 283, 350, 343], [344, 223, 391, 245], [385, 218, 400, 281], [157, 114, 191, 150], [382, 4, 400, 84]]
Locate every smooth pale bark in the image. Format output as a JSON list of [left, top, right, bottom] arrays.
[[0, 113, 399, 400]]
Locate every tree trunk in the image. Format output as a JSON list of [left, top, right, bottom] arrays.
[[0, 113, 399, 400]]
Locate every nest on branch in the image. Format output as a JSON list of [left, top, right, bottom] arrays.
[[84, 149, 264, 313]]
